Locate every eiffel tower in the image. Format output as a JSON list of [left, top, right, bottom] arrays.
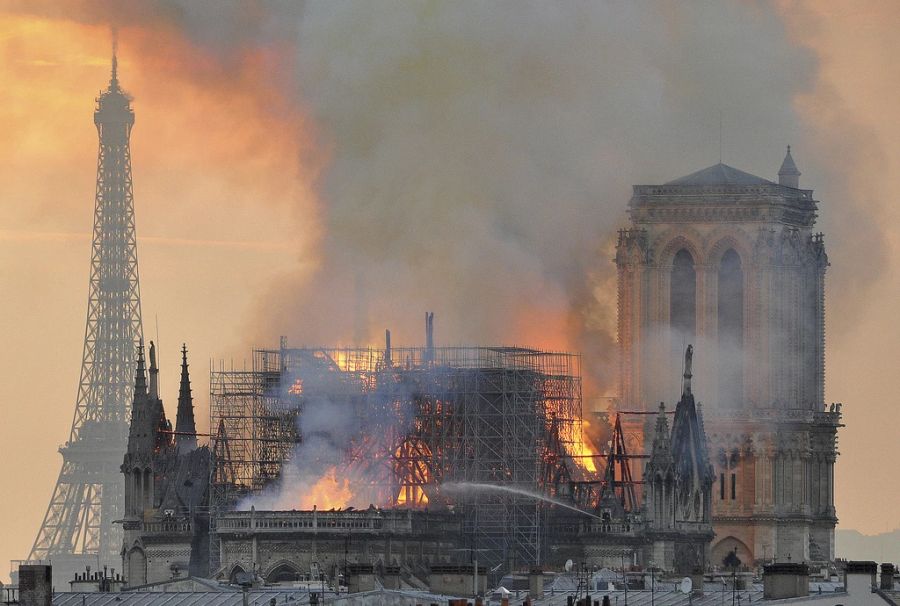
[[27, 45, 143, 585]]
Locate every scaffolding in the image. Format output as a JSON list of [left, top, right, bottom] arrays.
[[209, 344, 583, 570]]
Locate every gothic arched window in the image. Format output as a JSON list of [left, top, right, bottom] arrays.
[[718, 249, 744, 407], [670, 249, 697, 345], [267, 563, 301, 583]]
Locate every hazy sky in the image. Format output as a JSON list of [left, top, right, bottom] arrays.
[[0, 1, 898, 578]]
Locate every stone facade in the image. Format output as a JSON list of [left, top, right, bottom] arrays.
[[121, 343, 209, 586], [214, 509, 463, 584], [614, 154, 841, 565]]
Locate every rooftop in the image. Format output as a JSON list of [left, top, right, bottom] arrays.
[[664, 163, 774, 187], [53, 588, 462, 606]]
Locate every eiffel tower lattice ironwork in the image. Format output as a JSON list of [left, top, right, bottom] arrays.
[[29, 48, 143, 571]]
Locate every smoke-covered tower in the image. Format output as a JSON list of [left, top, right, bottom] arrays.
[[28, 47, 144, 586], [615, 150, 841, 564]]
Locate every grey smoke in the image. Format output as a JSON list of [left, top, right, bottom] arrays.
[[12, 1, 887, 399], [240, 361, 417, 511], [258, 1, 824, 397]]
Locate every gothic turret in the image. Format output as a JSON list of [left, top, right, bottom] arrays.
[[778, 145, 801, 188], [175, 344, 198, 454], [643, 346, 715, 573], [133, 341, 147, 402], [644, 402, 674, 531], [124, 343, 152, 518], [126, 343, 150, 457], [646, 403, 673, 471], [126, 341, 170, 457], [121, 341, 212, 583], [670, 346, 714, 525]]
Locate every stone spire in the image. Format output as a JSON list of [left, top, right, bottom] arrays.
[[148, 340, 159, 400], [682, 344, 693, 397], [133, 341, 147, 400], [127, 342, 156, 456], [175, 344, 198, 453], [646, 402, 674, 474], [778, 145, 801, 188], [642, 402, 675, 531], [670, 346, 714, 523]]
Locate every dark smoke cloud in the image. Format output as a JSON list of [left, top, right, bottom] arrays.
[[255, 2, 820, 398], [8, 1, 886, 401]]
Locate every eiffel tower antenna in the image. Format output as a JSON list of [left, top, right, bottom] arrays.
[[111, 27, 119, 89], [27, 31, 143, 585]]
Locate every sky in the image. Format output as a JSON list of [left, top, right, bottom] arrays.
[[0, 1, 898, 578]]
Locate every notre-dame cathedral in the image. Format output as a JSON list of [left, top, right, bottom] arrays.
[[615, 148, 841, 565]]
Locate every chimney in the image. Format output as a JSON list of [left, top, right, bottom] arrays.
[[385, 329, 392, 367], [690, 568, 705, 596], [843, 561, 877, 595], [778, 145, 801, 188], [383, 564, 401, 590], [528, 568, 544, 600], [881, 563, 895, 590], [425, 312, 434, 363], [346, 563, 376, 593], [763, 562, 809, 599], [19, 564, 52, 606]]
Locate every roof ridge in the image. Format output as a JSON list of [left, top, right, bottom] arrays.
[[664, 162, 774, 187]]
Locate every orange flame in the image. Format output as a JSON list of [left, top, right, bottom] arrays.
[[299, 467, 353, 509], [569, 419, 598, 473], [331, 350, 353, 372], [396, 484, 429, 506]]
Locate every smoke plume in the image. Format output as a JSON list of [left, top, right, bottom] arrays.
[[247, 1, 832, 403], [5, 1, 887, 401]]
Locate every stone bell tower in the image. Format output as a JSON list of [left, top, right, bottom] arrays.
[[615, 149, 841, 565]]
